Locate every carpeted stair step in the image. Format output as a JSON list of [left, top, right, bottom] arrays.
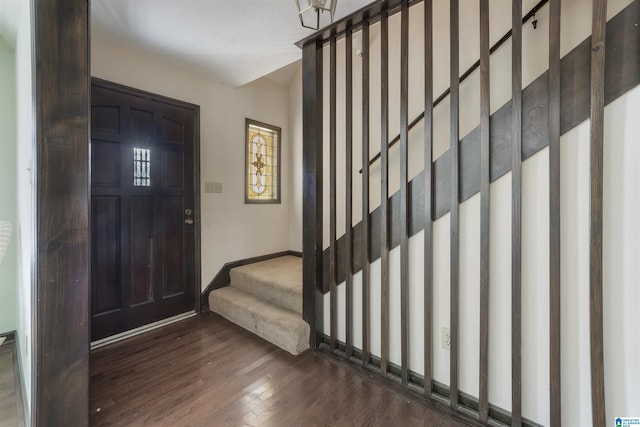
[[229, 256, 302, 315], [208, 286, 309, 355]]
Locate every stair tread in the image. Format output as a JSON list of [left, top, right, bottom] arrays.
[[209, 286, 309, 355], [230, 256, 302, 314]]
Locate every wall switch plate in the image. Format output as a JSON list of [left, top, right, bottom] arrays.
[[441, 327, 451, 350], [204, 182, 223, 193]]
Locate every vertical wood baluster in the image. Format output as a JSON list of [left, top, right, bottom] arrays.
[[478, 0, 491, 421], [511, 1, 523, 425], [329, 37, 338, 352], [423, 0, 434, 396], [345, 28, 354, 359], [380, 12, 390, 376], [548, 0, 562, 425], [449, 0, 460, 409], [590, 0, 607, 425], [362, 21, 371, 367], [399, 0, 410, 386]]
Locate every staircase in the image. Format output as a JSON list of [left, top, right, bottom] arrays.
[[208, 255, 310, 355]]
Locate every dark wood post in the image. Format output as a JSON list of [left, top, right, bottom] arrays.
[[34, 0, 90, 424], [302, 41, 324, 349]]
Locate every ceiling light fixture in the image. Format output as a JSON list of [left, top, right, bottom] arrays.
[[295, 0, 337, 30]]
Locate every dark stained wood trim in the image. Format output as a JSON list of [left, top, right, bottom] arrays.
[[478, 0, 490, 421], [194, 106, 202, 313], [329, 36, 338, 351], [399, 0, 410, 386], [548, 0, 562, 425], [361, 21, 371, 366], [379, 12, 390, 376], [449, 0, 460, 409], [320, 1, 640, 295], [302, 41, 324, 348], [511, 1, 523, 425], [423, 0, 434, 396], [345, 28, 354, 359], [34, 0, 90, 423], [200, 250, 302, 310], [589, 0, 607, 425]]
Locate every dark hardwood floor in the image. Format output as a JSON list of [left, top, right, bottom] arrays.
[[91, 312, 476, 426], [0, 335, 24, 427]]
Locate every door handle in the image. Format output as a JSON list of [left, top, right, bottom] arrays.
[[185, 218, 194, 225]]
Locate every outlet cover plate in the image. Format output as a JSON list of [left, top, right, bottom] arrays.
[[205, 182, 223, 193], [441, 327, 450, 350]]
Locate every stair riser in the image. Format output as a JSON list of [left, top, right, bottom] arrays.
[[209, 287, 309, 356]]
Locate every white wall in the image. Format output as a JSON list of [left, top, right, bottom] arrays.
[[91, 38, 294, 289], [0, 41, 17, 334], [305, 0, 640, 424], [287, 62, 303, 252], [14, 0, 34, 415]]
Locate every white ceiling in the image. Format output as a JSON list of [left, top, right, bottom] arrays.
[[91, 0, 375, 88]]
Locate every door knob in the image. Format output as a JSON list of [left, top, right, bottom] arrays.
[[185, 218, 194, 225]]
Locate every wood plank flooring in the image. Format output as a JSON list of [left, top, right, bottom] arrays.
[[91, 312, 476, 427], [0, 336, 24, 427]]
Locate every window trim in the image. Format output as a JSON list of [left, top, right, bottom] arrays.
[[244, 118, 282, 204]]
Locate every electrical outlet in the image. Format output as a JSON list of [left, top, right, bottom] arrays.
[[204, 182, 223, 193], [441, 327, 451, 350]]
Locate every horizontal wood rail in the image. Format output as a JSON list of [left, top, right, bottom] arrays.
[[358, 0, 549, 174], [321, 1, 639, 292]]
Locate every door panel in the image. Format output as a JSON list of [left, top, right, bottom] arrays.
[[157, 196, 184, 298], [92, 140, 121, 187], [91, 80, 197, 341], [91, 196, 121, 315], [129, 196, 155, 306]]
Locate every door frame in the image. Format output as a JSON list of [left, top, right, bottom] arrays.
[[90, 77, 202, 320]]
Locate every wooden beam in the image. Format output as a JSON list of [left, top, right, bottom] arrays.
[[329, 37, 338, 352], [511, 1, 524, 425], [478, 0, 490, 421], [34, 0, 90, 423], [302, 41, 324, 349], [361, 21, 371, 366], [589, 0, 607, 425], [449, 0, 460, 409], [423, 0, 434, 396], [380, 12, 390, 376], [399, 0, 410, 386], [548, 0, 562, 425], [345, 28, 354, 359]]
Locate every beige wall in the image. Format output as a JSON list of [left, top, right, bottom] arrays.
[[91, 38, 294, 291]]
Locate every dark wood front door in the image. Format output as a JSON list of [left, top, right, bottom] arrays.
[[90, 79, 199, 341]]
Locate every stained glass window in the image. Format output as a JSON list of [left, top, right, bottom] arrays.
[[245, 119, 280, 203], [133, 147, 151, 187]]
